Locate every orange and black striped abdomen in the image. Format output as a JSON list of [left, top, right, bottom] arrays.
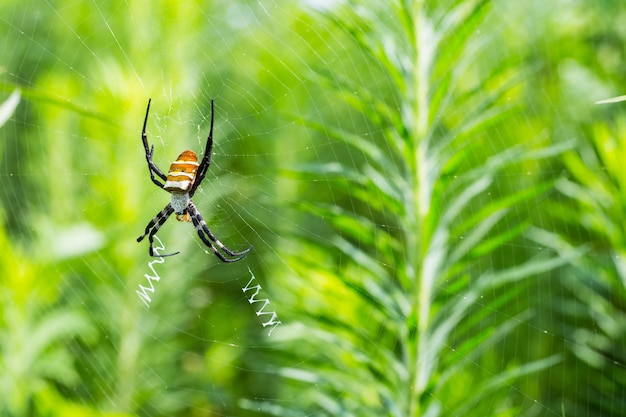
[[163, 150, 199, 192]]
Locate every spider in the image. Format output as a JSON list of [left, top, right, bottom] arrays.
[[137, 99, 252, 262]]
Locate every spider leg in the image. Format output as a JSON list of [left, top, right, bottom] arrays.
[[142, 98, 168, 188], [189, 100, 214, 197], [187, 201, 252, 262], [137, 204, 180, 257]]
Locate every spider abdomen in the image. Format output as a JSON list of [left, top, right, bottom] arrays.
[[164, 150, 199, 192]]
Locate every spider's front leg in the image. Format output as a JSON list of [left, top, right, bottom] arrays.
[[141, 98, 168, 188], [189, 100, 215, 198]]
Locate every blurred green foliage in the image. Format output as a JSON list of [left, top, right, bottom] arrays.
[[1, 0, 626, 416]]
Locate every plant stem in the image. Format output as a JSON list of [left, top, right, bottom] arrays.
[[409, 1, 437, 415]]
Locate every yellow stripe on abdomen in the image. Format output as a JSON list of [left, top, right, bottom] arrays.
[[164, 150, 199, 192]]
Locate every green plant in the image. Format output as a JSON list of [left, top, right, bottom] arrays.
[[545, 117, 626, 417], [247, 1, 577, 415]]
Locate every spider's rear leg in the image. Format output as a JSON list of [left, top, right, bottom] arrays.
[[137, 204, 180, 257], [188, 202, 252, 262], [148, 233, 180, 258], [193, 218, 252, 263]]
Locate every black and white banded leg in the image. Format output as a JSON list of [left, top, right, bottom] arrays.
[[141, 98, 168, 188], [187, 201, 252, 263], [136, 204, 180, 257]]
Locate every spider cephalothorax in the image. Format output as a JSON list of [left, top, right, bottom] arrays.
[[136, 99, 252, 262]]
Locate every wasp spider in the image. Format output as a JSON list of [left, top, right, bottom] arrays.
[[137, 99, 252, 262]]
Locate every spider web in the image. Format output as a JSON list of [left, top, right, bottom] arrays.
[[1, 0, 625, 416]]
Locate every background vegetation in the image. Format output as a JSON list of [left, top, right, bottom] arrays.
[[1, 0, 625, 416]]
